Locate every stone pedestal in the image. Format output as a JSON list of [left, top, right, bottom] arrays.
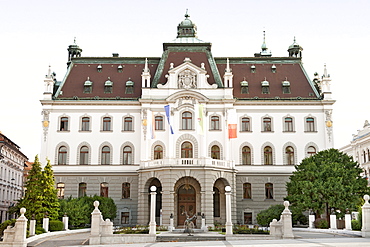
[[309, 215, 315, 228], [43, 217, 49, 232], [201, 218, 207, 232], [362, 194, 370, 238], [63, 216, 69, 230], [269, 219, 282, 237], [2, 208, 28, 247], [225, 186, 233, 235], [330, 214, 337, 230], [149, 186, 157, 235], [90, 201, 103, 245], [169, 217, 174, 232], [281, 201, 294, 239], [345, 214, 352, 230], [29, 219, 36, 236]]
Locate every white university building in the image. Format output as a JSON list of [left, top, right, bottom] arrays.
[[40, 13, 335, 227]]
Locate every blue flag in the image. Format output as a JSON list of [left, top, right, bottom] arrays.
[[164, 105, 174, 134]]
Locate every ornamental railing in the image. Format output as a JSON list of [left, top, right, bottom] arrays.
[[141, 157, 234, 169]]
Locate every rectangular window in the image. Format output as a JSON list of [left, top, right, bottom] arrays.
[[121, 212, 130, 224], [263, 118, 272, 132], [262, 86, 269, 94], [155, 116, 163, 130], [78, 183, 87, 197], [241, 118, 250, 132], [124, 117, 133, 131], [100, 183, 109, 198], [306, 118, 315, 132], [244, 212, 252, 225], [103, 117, 111, 131], [210, 116, 220, 130], [81, 117, 90, 131], [122, 183, 131, 199], [57, 183, 65, 199], [60, 117, 69, 131], [284, 117, 293, 132], [243, 183, 252, 199]]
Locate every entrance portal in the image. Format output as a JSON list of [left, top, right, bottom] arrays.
[[177, 184, 196, 226]]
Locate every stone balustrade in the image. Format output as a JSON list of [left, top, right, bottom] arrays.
[[141, 157, 234, 169]]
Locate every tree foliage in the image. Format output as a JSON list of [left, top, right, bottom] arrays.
[[286, 149, 369, 219], [12, 156, 60, 222]]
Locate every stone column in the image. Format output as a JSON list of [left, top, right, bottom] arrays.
[[345, 213, 352, 230], [63, 213, 69, 231], [308, 214, 315, 229], [149, 185, 157, 235], [43, 216, 49, 232], [281, 201, 294, 239], [330, 214, 337, 230], [362, 194, 370, 237], [225, 186, 233, 235], [29, 215, 36, 236], [90, 201, 103, 245]]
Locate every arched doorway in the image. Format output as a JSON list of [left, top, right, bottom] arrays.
[[213, 178, 230, 224], [178, 184, 196, 226]]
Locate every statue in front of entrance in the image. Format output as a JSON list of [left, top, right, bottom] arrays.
[[183, 211, 196, 236]]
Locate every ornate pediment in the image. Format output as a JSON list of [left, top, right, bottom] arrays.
[[158, 57, 216, 89]]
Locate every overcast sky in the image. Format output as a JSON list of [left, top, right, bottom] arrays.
[[1, 0, 369, 160]]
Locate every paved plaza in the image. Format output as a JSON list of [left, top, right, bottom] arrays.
[[25, 229, 370, 247]]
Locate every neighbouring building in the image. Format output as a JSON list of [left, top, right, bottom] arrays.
[[340, 120, 370, 184], [0, 132, 27, 223], [40, 13, 335, 227]]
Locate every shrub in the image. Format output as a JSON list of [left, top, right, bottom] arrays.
[[351, 220, 361, 231], [314, 218, 329, 229], [233, 225, 269, 234], [35, 226, 46, 235], [257, 205, 284, 227], [49, 220, 64, 231], [0, 219, 16, 237]]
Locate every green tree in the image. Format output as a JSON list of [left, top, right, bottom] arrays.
[[59, 197, 89, 227], [12, 156, 60, 222], [286, 149, 369, 221]]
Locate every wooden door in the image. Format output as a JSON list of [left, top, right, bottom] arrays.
[[178, 185, 196, 226]]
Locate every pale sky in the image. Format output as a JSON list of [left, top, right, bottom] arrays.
[[1, 0, 369, 160]]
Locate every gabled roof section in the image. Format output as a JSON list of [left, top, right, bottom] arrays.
[[54, 57, 160, 100], [215, 57, 320, 100]]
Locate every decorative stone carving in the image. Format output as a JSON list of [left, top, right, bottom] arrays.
[[178, 69, 197, 89], [41, 110, 50, 141]]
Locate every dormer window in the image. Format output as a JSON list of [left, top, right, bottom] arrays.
[[261, 80, 269, 94], [282, 80, 291, 94], [251, 65, 256, 73], [84, 77, 93, 94], [104, 77, 113, 93], [97, 64, 102, 72], [125, 79, 134, 94], [240, 80, 249, 94], [271, 65, 276, 73], [118, 65, 123, 73]]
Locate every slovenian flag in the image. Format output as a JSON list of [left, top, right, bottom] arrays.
[[147, 110, 156, 139], [164, 105, 174, 134], [228, 109, 237, 139], [195, 104, 204, 135]]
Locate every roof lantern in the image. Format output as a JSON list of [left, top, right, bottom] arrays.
[[177, 10, 197, 38], [67, 37, 82, 66], [288, 37, 303, 57], [254, 31, 272, 57]]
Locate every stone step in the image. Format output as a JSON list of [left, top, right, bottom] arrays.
[[156, 235, 225, 242], [171, 228, 205, 233]]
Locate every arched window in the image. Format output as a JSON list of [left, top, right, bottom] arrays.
[[182, 112, 192, 130], [210, 116, 220, 130], [79, 146, 89, 165], [307, 146, 316, 157], [124, 117, 133, 131], [123, 146, 132, 164], [364, 150, 367, 163], [154, 145, 163, 160], [243, 183, 251, 199], [213, 187, 220, 217], [263, 117, 272, 132], [265, 183, 273, 199], [181, 141, 193, 158], [241, 117, 250, 132], [81, 117, 90, 131], [264, 146, 273, 165], [103, 117, 111, 131], [57, 182, 65, 199], [285, 146, 294, 165], [78, 182, 87, 197], [100, 182, 109, 198], [211, 145, 220, 159], [101, 146, 110, 165], [58, 146, 67, 165], [122, 183, 130, 198], [155, 116, 164, 130], [242, 146, 251, 165]]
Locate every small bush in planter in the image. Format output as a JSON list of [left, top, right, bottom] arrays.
[[314, 218, 329, 229], [49, 220, 64, 231], [351, 220, 361, 231]]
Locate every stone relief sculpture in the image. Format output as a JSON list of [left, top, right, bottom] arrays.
[[178, 69, 197, 89]]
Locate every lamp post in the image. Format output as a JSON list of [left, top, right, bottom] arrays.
[[225, 185, 233, 235], [149, 186, 157, 235]]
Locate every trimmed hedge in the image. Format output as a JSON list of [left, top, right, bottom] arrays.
[[49, 220, 64, 231]]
